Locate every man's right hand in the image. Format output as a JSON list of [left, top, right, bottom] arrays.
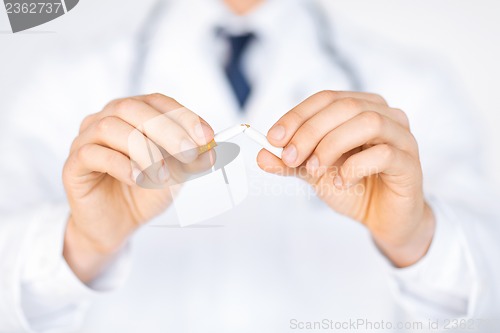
[[62, 93, 214, 283]]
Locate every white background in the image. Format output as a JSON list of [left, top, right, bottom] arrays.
[[1, 0, 499, 184]]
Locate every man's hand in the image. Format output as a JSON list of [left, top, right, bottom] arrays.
[[257, 91, 435, 267], [63, 93, 214, 282]]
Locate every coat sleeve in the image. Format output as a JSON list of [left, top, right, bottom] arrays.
[[0, 53, 132, 333], [360, 51, 500, 325]]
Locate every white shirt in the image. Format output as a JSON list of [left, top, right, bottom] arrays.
[[1, 0, 499, 332]]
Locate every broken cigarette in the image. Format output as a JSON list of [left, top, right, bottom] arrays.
[[197, 123, 283, 159]]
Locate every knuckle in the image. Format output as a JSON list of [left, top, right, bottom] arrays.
[[378, 144, 394, 160], [361, 111, 384, 132], [104, 97, 122, 110], [394, 108, 410, 128], [62, 162, 72, 183], [147, 93, 180, 107], [339, 97, 364, 110], [95, 116, 116, 134], [407, 132, 419, 154], [76, 144, 93, 162], [368, 92, 387, 105], [316, 90, 337, 101], [113, 98, 136, 116], [145, 93, 167, 103], [69, 137, 80, 152], [79, 114, 95, 133]]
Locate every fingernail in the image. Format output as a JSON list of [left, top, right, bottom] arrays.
[[132, 167, 141, 183], [158, 162, 169, 183], [333, 175, 343, 189], [282, 144, 297, 164], [194, 123, 213, 144], [306, 155, 319, 173], [268, 125, 286, 141], [180, 139, 198, 161]]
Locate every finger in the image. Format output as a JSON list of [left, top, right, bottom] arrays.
[[78, 92, 180, 134], [144, 148, 216, 185], [336, 144, 418, 191], [309, 112, 418, 176], [96, 96, 202, 163], [134, 93, 215, 145], [267, 90, 389, 146], [180, 150, 216, 176], [72, 116, 165, 177], [66, 143, 136, 186], [163, 149, 216, 177], [256, 149, 298, 177], [282, 100, 408, 167]]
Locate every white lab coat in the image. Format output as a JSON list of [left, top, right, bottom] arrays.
[[0, 0, 499, 332]]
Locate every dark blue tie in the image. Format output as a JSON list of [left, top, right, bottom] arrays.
[[224, 33, 255, 109]]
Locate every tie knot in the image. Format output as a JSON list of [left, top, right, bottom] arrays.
[[226, 32, 255, 62]]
